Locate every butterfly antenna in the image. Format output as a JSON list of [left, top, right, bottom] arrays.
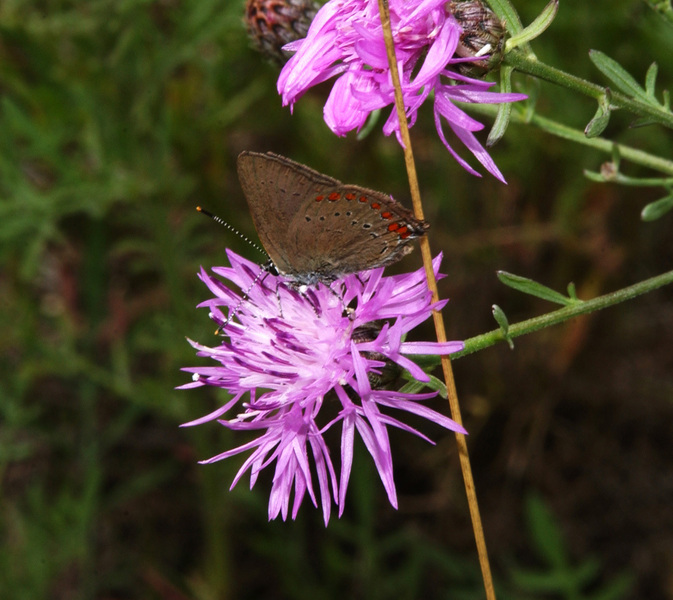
[[196, 206, 275, 331], [196, 206, 269, 260]]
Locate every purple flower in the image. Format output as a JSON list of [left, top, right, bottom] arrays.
[[180, 250, 465, 524], [277, 0, 527, 182]]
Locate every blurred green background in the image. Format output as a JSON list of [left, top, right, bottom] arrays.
[[1, 1, 672, 598]]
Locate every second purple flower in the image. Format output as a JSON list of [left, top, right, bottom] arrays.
[[277, 0, 527, 182]]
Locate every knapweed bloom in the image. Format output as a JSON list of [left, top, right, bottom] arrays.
[[180, 250, 465, 524], [277, 0, 527, 182]]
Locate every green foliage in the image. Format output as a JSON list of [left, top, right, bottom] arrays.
[[497, 271, 580, 306], [248, 451, 489, 600], [589, 51, 670, 112], [0, 1, 256, 597], [505, 494, 635, 600], [641, 192, 673, 220], [491, 304, 515, 349], [505, 0, 559, 51]]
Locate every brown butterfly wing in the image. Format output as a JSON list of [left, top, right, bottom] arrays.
[[237, 151, 340, 276], [237, 151, 428, 285], [287, 184, 428, 282]]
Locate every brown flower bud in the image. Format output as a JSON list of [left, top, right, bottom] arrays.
[[449, 0, 505, 73], [244, 0, 320, 65]]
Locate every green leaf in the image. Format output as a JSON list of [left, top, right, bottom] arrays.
[[491, 304, 514, 349], [400, 371, 448, 398], [497, 271, 575, 306], [584, 169, 608, 183], [426, 374, 448, 399], [572, 557, 603, 587], [641, 193, 673, 221], [585, 94, 612, 138], [509, 566, 569, 592], [487, 0, 525, 36], [487, 66, 515, 147], [589, 50, 649, 101], [506, 0, 559, 51], [630, 116, 660, 128], [587, 571, 635, 600], [491, 304, 509, 332], [356, 109, 381, 140], [526, 494, 567, 567], [399, 378, 427, 395], [645, 62, 659, 97]]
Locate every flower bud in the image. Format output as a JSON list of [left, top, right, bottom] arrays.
[[244, 0, 320, 65], [449, 0, 505, 72]]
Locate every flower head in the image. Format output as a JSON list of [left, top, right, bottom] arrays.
[[180, 250, 465, 524], [277, 0, 527, 182]]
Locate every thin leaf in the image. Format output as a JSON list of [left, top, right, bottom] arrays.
[[488, 66, 515, 147], [584, 169, 608, 183], [426, 374, 448, 399], [645, 62, 659, 98], [492, 304, 514, 349], [587, 572, 635, 600], [509, 566, 570, 592], [497, 271, 574, 306], [585, 94, 611, 138], [487, 0, 525, 36], [589, 50, 649, 101], [399, 378, 427, 395], [630, 116, 660, 128], [491, 304, 510, 332], [641, 193, 673, 221], [356, 109, 381, 140], [526, 494, 567, 568], [506, 0, 559, 51]]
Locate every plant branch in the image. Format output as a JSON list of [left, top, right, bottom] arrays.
[[452, 268, 673, 358], [467, 102, 673, 177], [504, 50, 673, 129]]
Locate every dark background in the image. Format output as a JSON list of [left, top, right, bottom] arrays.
[[1, 1, 672, 598]]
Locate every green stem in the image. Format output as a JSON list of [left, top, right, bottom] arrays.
[[586, 172, 673, 187], [466, 102, 673, 176], [504, 51, 673, 129], [452, 269, 673, 358], [521, 112, 673, 176], [506, 51, 604, 99]]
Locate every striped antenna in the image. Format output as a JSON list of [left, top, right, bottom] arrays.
[[196, 206, 269, 260], [196, 206, 276, 330]]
